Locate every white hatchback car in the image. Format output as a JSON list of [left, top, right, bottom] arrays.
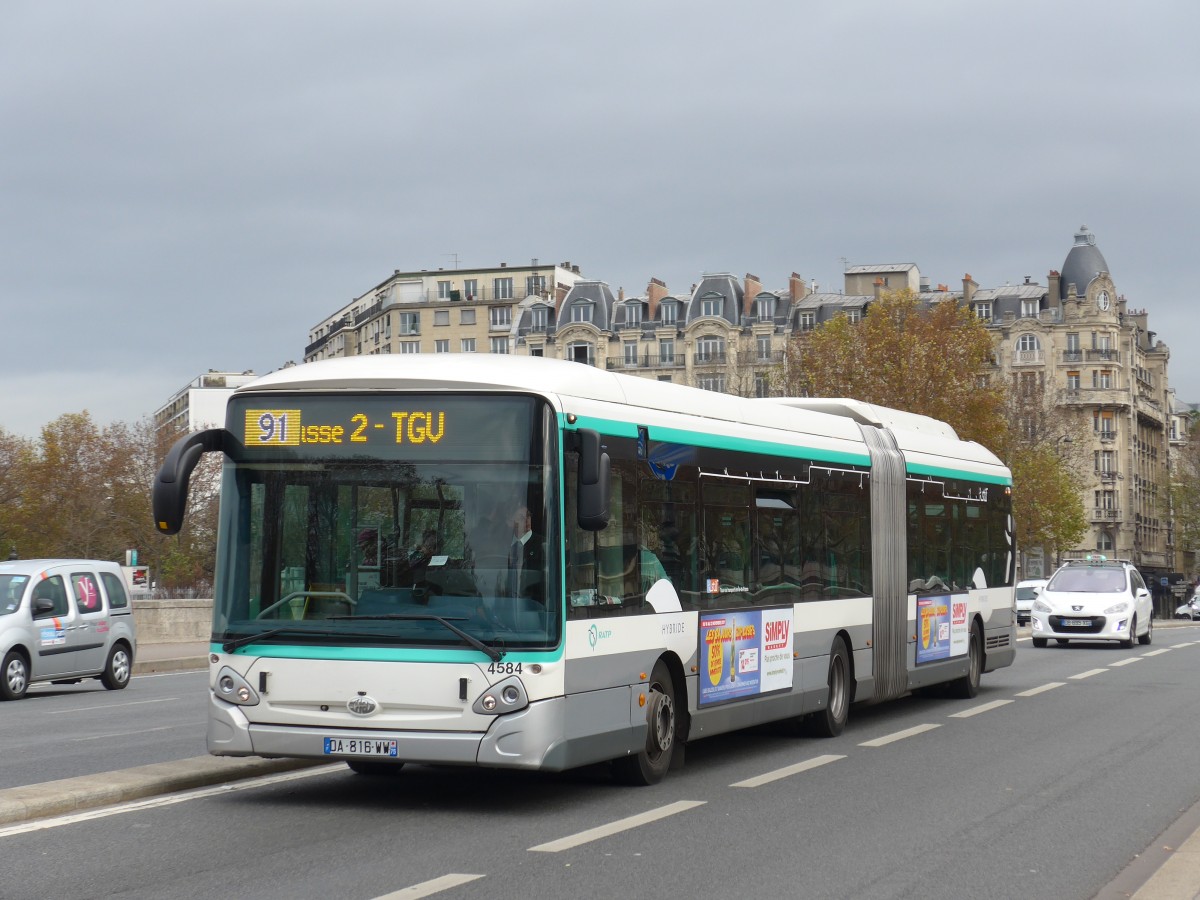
[[1015, 579, 1048, 626], [1030, 557, 1152, 648]]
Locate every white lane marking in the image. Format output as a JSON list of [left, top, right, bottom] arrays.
[[373, 874, 485, 899], [1109, 657, 1142, 667], [1142, 649, 1171, 657], [0, 765, 341, 838], [1015, 682, 1066, 697], [948, 699, 1013, 719], [71, 724, 197, 742], [858, 723, 941, 747], [48, 698, 179, 714], [1170, 642, 1195, 649], [1070, 668, 1108, 680], [528, 800, 705, 852], [730, 754, 845, 788]]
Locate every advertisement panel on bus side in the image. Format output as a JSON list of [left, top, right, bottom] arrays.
[[916, 594, 969, 664], [698, 607, 794, 707]]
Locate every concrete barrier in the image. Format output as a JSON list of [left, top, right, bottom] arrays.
[[133, 598, 212, 643]]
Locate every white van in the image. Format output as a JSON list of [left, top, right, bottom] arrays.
[[0, 559, 138, 700]]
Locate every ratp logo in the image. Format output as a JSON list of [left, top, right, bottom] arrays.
[[587, 623, 612, 651]]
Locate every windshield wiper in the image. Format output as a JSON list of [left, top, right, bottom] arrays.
[[221, 626, 415, 654], [330, 613, 505, 662]]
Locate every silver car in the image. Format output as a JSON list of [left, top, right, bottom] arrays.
[[0, 559, 138, 700], [1030, 557, 1152, 648]]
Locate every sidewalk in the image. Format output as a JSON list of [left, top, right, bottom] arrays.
[[132, 640, 210, 675]]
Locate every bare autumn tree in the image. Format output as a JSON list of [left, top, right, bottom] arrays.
[[0, 413, 218, 593], [778, 289, 1088, 565], [0, 428, 34, 559], [149, 424, 221, 593], [778, 289, 1006, 447], [1171, 416, 1200, 574], [997, 374, 1088, 565]]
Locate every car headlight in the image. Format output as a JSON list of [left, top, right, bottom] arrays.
[[1033, 599, 1052, 614], [1104, 601, 1130, 615]]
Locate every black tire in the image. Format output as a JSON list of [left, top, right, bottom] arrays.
[[1122, 616, 1137, 649], [612, 660, 678, 785], [100, 643, 132, 690], [807, 636, 850, 738], [1139, 617, 1153, 646], [1031, 636, 1047, 648], [1, 650, 29, 701], [347, 760, 405, 776], [950, 625, 982, 699]]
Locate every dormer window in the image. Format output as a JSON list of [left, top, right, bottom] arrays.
[[571, 303, 594, 324], [974, 302, 992, 321], [625, 302, 642, 327], [701, 295, 723, 317], [756, 296, 776, 322], [661, 301, 678, 325], [1021, 299, 1039, 318]]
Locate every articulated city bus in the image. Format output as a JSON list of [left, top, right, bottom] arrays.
[[154, 355, 1015, 785]]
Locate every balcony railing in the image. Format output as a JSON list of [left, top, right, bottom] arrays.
[[1091, 508, 1121, 521], [737, 350, 786, 364], [1012, 350, 1044, 366], [693, 352, 728, 366], [606, 354, 684, 370]]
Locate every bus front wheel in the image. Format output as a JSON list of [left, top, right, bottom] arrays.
[[612, 661, 677, 786]]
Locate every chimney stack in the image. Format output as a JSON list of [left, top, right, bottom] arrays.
[[647, 277, 668, 321]]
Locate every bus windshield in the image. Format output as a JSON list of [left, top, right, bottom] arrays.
[[212, 393, 559, 652]]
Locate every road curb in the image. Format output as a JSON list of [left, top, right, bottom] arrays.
[[133, 655, 207, 675], [0, 756, 325, 827]]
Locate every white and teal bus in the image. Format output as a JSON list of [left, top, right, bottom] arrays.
[[154, 354, 1015, 785]]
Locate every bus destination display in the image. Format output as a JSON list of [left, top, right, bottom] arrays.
[[244, 409, 445, 447], [228, 394, 537, 462]]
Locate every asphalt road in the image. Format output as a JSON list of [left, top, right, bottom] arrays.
[[4, 625, 1200, 899], [0, 669, 210, 789]]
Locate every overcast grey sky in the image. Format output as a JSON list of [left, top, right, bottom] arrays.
[[3, 1, 1197, 439]]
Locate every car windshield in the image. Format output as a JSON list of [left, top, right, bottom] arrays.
[[1047, 566, 1127, 593], [1015, 586, 1041, 601], [0, 574, 28, 615]]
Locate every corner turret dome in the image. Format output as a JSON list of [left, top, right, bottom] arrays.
[[1060, 225, 1110, 299]]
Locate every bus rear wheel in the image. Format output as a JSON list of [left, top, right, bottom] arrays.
[[613, 661, 677, 786], [807, 636, 850, 738]]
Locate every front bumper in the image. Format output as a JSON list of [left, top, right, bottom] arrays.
[[207, 684, 642, 772], [1031, 612, 1132, 642]]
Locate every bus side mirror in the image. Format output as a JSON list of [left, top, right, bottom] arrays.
[[576, 428, 610, 531], [153, 428, 226, 535]]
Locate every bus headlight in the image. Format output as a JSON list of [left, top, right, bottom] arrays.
[[472, 675, 528, 715], [214, 666, 260, 706]]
